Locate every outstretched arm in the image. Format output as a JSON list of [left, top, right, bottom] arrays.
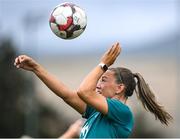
[[77, 42, 121, 114], [14, 55, 86, 114]]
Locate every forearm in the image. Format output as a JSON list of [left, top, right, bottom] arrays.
[[14, 55, 87, 113], [78, 42, 120, 92], [77, 65, 108, 114], [78, 65, 103, 92], [33, 64, 72, 99]]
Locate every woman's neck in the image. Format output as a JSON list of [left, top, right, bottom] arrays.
[[112, 94, 127, 104]]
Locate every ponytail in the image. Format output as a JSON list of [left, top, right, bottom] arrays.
[[134, 73, 173, 125]]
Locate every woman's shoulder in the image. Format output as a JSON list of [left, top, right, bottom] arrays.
[[107, 98, 132, 114], [106, 98, 133, 124]]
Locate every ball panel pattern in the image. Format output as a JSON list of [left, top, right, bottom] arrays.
[[49, 2, 87, 39]]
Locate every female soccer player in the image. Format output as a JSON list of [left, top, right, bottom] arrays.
[[14, 42, 172, 138]]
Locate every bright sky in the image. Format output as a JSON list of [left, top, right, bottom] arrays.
[[0, 0, 178, 55]]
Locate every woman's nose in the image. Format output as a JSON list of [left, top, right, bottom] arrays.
[[96, 86, 100, 90], [96, 83, 101, 89]]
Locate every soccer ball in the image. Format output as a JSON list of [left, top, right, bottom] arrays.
[[49, 2, 87, 39]]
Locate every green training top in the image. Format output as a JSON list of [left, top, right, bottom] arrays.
[[80, 98, 134, 138]]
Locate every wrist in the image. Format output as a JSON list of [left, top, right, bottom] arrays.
[[33, 64, 42, 74], [99, 62, 108, 72]]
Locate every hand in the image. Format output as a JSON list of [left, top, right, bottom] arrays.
[[59, 119, 84, 138], [101, 42, 121, 67], [67, 119, 84, 135], [14, 55, 39, 72]]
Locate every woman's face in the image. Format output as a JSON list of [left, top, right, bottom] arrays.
[[96, 70, 118, 98]]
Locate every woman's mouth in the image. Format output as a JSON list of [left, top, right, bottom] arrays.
[[96, 90, 102, 94]]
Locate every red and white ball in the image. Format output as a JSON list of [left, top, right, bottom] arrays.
[[49, 2, 87, 39]]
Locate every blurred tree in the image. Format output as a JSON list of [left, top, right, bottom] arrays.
[[0, 38, 27, 137], [0, 38, 69, 137], [130, 112, 163, 138]]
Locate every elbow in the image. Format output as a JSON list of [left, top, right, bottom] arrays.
[[77, 87, 96, 104], [77, 88, 91, 100], [77, 88, 86, 97]]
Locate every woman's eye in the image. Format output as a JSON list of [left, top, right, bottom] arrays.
[[101, 79, 106, 82]]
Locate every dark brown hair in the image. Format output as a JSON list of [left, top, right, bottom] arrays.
[[109, 67, 173, 126]]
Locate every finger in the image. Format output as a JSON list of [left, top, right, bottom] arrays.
[[111, 43, 121, 58], [16, 56, 22, 64], [106, 45, 114, 55], [111, 42, 120, 56], [109, 43, 117, 55], [115, 43, 121, 55], [115, 42, 121, 52], [14, 61, 17, 66], [19, 55, 24, 63], [16, 65, 20, 68], [117, 44, 121, 55], [115, 47, 120, 57], [20, 55, 28, 64], [14, 58, 18, 65], [14, 57, 21, 66]]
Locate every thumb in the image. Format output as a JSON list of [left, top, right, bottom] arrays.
[[19, 55, 25, 63]]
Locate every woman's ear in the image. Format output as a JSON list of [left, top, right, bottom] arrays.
[[116, 84, 126, 94]]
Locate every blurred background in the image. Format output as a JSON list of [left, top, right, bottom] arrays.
[[0, 0, 179, 138]]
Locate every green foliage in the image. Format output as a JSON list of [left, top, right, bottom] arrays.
[[0, 38, 69, 137], [0, 38, 28, 137]]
